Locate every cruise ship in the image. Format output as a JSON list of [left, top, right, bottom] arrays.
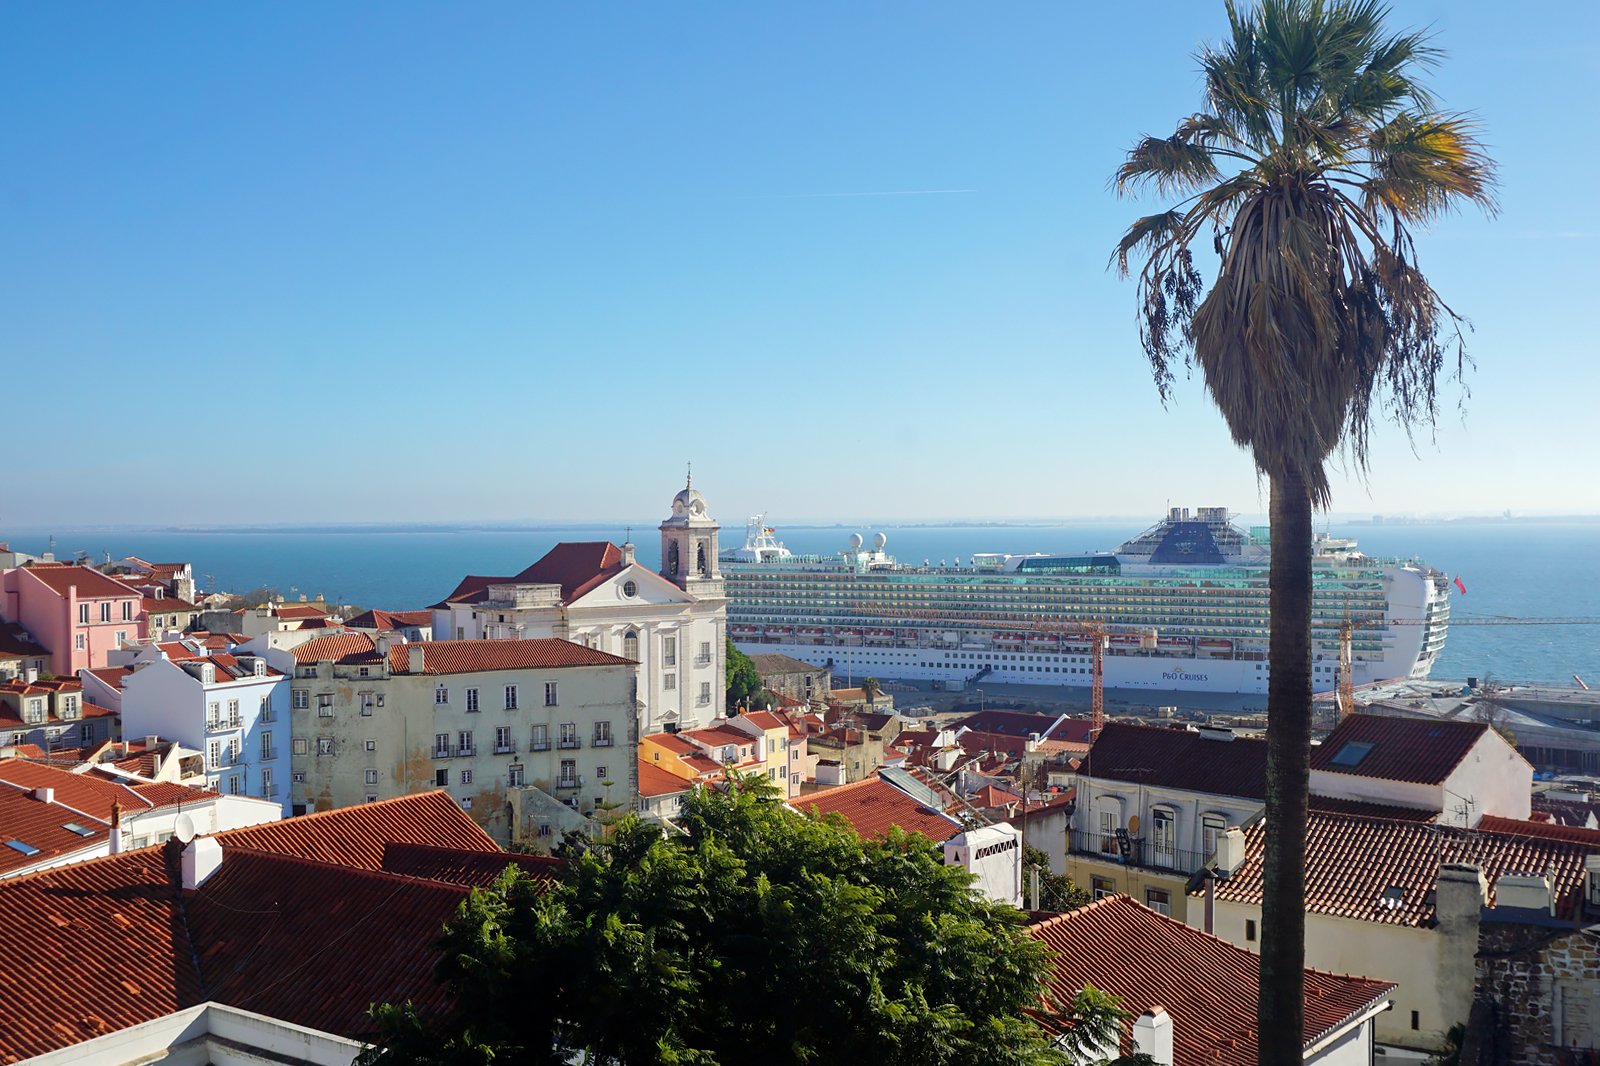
[[722, 508, 1450, 696]]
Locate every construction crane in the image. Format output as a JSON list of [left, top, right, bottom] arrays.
[[1332, 613, 1600, 722], [839, 602, 1137, 737]]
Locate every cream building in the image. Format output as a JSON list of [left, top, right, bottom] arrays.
[[274, 633, 638, 844], [430, 476, 728, 733]]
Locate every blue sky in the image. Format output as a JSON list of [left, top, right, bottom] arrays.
[[4, 2, 1596, 527]]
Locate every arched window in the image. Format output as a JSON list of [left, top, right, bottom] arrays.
[[623, 630, 639, 661], [696, 543, 707, 576], [667, 542, 679, 576]]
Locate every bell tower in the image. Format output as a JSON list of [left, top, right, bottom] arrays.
[[659, 468, 723, 598]]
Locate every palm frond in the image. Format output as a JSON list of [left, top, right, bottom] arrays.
[[1114, 134, 1224, 196], [1364, 111, 1499, 220], [1110, 210, 1188, 277]]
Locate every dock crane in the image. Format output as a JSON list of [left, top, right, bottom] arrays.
[[1332, 613, 1600, 721]]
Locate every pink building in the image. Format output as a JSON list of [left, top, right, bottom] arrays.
[[0, 564, 144, 675]]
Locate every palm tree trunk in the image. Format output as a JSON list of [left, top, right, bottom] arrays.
[[1258, 469, 1312, 1064]]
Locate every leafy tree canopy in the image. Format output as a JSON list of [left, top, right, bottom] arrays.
[[724, 636, 769, 712], [362, 774, 1123, 1066]]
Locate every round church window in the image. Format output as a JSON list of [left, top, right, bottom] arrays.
[[623, 580, 637, 597]]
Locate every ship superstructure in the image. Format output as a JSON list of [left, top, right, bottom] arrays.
[[721, 508, 1450, 696]]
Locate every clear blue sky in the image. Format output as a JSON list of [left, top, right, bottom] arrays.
[[4, 2, 1595, 527]]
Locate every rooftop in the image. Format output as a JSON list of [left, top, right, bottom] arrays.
[[793, 775, 962, 843], [1082, 722, 1268, 800], [15, 563, 141, 600], [1310, 713, 1509, 786], [748, 652, 826, 675], [437, 542, 630, 608], [1028, 895, 1394, 1065]]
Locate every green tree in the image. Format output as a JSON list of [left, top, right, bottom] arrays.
[[1023, 844, 1092, 912], [1111, 3, 1494, 1060], [724, 636, 768, 713], [861, 676, 882, 706], [362, 773, 1119, 1065]]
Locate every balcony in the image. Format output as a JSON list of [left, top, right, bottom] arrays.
[[1066, 830, 1212, 876], [531, 740, 552, 751], [555, 778, 579, 791], [261, 784, 278, 799], [494, 743, 516, 755], [457, 746, 476, 758], [695, 655, 712, 667], [259, 709, 276, 724], [260, 747, 277, 761], [591, 736, 613, 748], [432, 748, 451, 760], [557, 739, 581, 750]]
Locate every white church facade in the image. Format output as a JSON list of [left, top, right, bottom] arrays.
[[430, 477, 728, 733]]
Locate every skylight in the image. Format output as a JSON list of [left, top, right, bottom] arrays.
[[1380, 885, 1407, 909], [1329, 740, 1376, 768], [61, 823, 95, 838], [5, 840, 40, 856]]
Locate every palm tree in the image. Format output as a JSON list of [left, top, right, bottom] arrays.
[[861, 676, 882, 707], [1110, 2, 1494, 1059]]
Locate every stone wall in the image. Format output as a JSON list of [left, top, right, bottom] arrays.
[[1469, 921, 1600, 1066]]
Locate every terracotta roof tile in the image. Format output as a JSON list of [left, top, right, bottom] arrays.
[[645, 732, 699, 756], [742, 711, 786, 731], [638, 759, 695, 798], [290, 631, 377, 664], [1210, 810, 1598, 925], [0, 760, 156, 821], [344, 608, 433, 630], [1028, 896, 1394, 1065], [131, 782, 221, 808], [1082, 722, 1267, 800], [1311, 713, 1505, 786], [794, 777, 962, 843], [388, 639, 633, 675], [0, 622, 50, 659], [214, 790, 499, 869], [511, 542, 627, 604], [1476, 815, 1600, 846], [380, 841, 562, 887], [1308, 795, 1439, 822], [16, 564, 140, 600], [0, 787, 108, 876]]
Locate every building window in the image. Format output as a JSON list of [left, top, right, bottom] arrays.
[[75, 634, 86, 651], [623, 581, 637, 598], [461, 769, 473, 785], [508, 764, 524, 787], [559, 722, 578, 748], [537, 823, 552, 838], [122, 601, 133, 621], [1245, 919, 1257, 942], [435, 685, 448, 705], [1411, 1011, 1419, 1031], [260, 768, 274, 799], [435, 768, 448, 787], [1145, 888, 1172, 917], [358, 666, 370, 678], [317, 694, 333, 716], [317, 737, 333, 756], [1201, 813, 1227, 861], [293, 689, 309, 709], [434, 733, 450, 758], [495, 725, 513, 753], [365, 738, 376, 752], [360, 693, 375, 716], [79, 723, 94, 743], [115, 630, 126, 644], [664, 672, 676, 691], [365, 768, 378, 785], [466, 687, 479, 713], [698, 682, 711, 706], [457, 730, 474, 756], [293, 771, 307, 783], [1151, 807, 1177, 868], [1098, 809, 1119, 854], [227, 699, 240, 725], [293, 737, 309, 756], [459, 797, 473, 810], [594, 721, 612, 747], [532, 724, 549, 751], [661, 636, 678, 667], [597, 765, 608, 779], [79, 604, 90, 624], [259, 694, 272, 721], [505, 685, 519, 711], [298, 665, 317, 679], [100, 602, 112, 623], [544, 682, 558, 707], [698, 641, 711, 666], [558, 759, 577, 787], [208, 741, 222, 769], [227, 774, 241, 795], [260, 731, 274, 759]]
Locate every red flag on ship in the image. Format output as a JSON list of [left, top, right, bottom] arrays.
[[1453, 576, 1467, 595]]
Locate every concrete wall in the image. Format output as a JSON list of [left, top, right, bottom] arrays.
[[945, 822, 1022, 906], [1442, 731, 1532, 824], [1474, 922, 1600, 1064]]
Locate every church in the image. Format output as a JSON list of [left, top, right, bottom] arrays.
[[429, 476, 728, 733]]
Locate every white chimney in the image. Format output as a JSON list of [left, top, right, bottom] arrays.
[[1214, 826, 1246, 875], [1133, 1007, 1174, 1066], [408, 645, 427, 674], [376, 633, 393, 657], [621, 542, 636, 566], [31, 786, 54, 804], [181, 836, 223, 889], [24, 666, 38, 684], [144, 734, 159, 748], [1495, 872, 1555, 916], [109, 800, 124, 855]]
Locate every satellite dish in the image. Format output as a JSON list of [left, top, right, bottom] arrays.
[[847, 533, 864, 550], [873, 532, 888, 551], [174, 813, 197, 844], [1127, 814, 1141, 835]]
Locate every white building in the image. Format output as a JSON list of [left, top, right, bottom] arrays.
[[95, 641, 291, 813], [431, 476, 728, 733]]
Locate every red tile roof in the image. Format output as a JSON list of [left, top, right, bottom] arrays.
[[0, 622, 50, 660], [742, 710, 787, 731], [388, 639, 633, 675], [645, 732, 700, 756], [1082, 722, 1267, 800], [131, 782, 222, 808], [0, 760, 161, 821], [272, 603, 329, 619], [1311, 713, 1507, 786], [141, 596, 200, 613], [84, 665, 133, 691], [1028, 896, 1394, 1065], [380, 841, 562, 887], [344, 608, 433, 630], [1210, 809, 1599, 926], [970, 785, 1020, 808], [437, 542, 630, 608], [214, 790, 499, 869], [17, 564, 140, 600], [1476, 814, 1600, 847], [0, 786, 108, 876], [795, 777, 962, 843], [1308, 795, 1439, 822], [290, 631, 378, 664], [638, 758, 694, 798]]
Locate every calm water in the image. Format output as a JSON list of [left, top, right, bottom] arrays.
[[11, 520, 1599, 685]]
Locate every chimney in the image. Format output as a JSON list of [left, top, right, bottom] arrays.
[[376, 633, 393, 657], [24, 666, 38, 684], [621, 542, 636, 566], [1437, 863, 1488, 928], [181, 836, 223, 889], [1214, 826, 1246, 875], [109, 800, 123, 855], [31, 786, 55, 804], [1132, 1007, 1174, 1066], [144, 734, 159, 748], [1435, 863, 1487, 1032], [407, 645, 427, 674], [1197, 725, 1235, 743]]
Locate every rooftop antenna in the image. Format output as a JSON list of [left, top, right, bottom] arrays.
[[686, 461, 693, 489]]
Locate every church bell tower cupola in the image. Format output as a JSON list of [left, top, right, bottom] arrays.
[[660, 468, 723, 598]]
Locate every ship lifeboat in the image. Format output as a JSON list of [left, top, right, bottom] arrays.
[[1028, 634, 1060, 647], [764, 626, 793, 638], [838, 628, 863, 639], [995, 632, 1025, 645], [731, 625, 761, 637], [1110, 634, 1141, 646], [798, 626, 826, 636]]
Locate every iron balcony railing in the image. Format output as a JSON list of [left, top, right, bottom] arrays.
[[1066, 830, 1213, 876], [557, 738, 581, 750], [531, 739, 552, 751], [555, 778, 579, 790], [591, 736, 613, 748], [494, 743, 516, 755]]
